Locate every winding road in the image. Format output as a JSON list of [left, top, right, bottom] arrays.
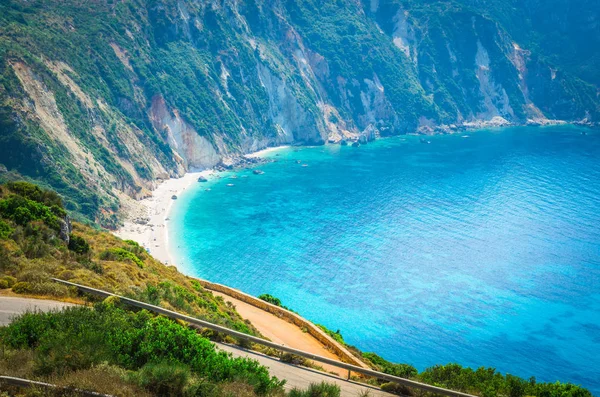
[[0, 296, 393, 396]]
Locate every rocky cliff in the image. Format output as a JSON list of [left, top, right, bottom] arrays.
[[0, 0, 598, 226]]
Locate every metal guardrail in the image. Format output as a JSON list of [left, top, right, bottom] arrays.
[[0, 375, 113, 396], [52, 278, 476, 397]]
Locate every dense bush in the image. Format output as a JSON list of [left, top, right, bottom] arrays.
[[2, 304, 285, 395], [11, 281, 32, 294], [100, 247, 144, 268], [363, 352, 418, 379], [4, 181, 63, 209], [0, 219, 12, 239], [419, 364, 593, 397], [381, 382, 414, 396], [68, 235, 90, 255], [316, 324, 345, 346], [1, 275, 16, 287], [132, 361, 191, 396], [258, 294, 283, 307], [258, 293, 295, 312], [0, 196, 63, 230], [288, 382, 341, 397]]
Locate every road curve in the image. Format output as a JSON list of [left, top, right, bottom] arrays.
[[210, 290, 347, 376], [0, 296, 77, 326], [0, 296, 393, 396]]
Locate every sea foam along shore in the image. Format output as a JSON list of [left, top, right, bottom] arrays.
[[113, 145, 290, 267]]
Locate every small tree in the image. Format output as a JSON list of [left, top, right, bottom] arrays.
[[68, 235, 90, 255]]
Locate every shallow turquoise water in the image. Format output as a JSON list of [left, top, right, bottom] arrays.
[[170, 126, 600, 393]]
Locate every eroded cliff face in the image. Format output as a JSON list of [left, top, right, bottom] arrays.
[[149, 96, 219, 171], [366, 0, 599, 127], [0, 0, 598, 224]]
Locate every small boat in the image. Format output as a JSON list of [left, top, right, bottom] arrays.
[[205, 188, 211, 191], [420, 138, 431, 144], [462, 135, 470, 138], [302, 164, 308, 167], [230, 175, 238, 179], [171, 195, 178, 200], [253, 169, 265, 175], [226, 183, 234, 187], [296, 160, 302, 164]]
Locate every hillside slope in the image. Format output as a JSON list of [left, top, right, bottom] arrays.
[[0, 0, 598, 225]]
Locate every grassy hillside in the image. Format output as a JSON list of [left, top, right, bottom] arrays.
[[0, 181, 253, 334]]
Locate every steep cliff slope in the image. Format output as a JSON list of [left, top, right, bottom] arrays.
[[0, 0, 598, 225]]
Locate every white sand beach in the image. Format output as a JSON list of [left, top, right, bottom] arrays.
[[114, 146, 290, 267], [114, 170, 214, 266]]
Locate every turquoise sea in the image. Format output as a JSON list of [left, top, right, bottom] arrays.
[[170, 125, 600, 393]]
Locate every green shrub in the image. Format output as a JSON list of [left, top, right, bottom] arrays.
[[12, 281, 32, 294], [134, 361, 191, 395], [381, 382, 414, 396], [0, 196, 62, 231], [83, 260, 103, 274], [258, 293, 282, 307], [0, 219, 13, 239], [5, 182, 63, 209], [362, 352, 417, 379], [280, 353, 306, 365], [34, 326, 113, 376], [2, 305, 284, 395], [418, 364, 593, 397], [99, 248, 144, 268], [68, 235, 90, 255], [1, 275, 17, 287], [316, 325, 345, 345], [190, 279, 203, 291], [288, 382, 341, 397], [0, 280, 8, 289], [30, 281, 68, 297]]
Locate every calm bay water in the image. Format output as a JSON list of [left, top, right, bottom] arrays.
[[170, 126, 600, 393]]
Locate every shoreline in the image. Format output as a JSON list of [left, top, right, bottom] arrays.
[[113, 145, 290, 267], [245, 145, 291, 158], [114, 170, 215, 266]]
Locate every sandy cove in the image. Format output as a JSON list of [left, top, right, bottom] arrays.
[[114, 170, 214, 266], [114, 146, 290, 266]]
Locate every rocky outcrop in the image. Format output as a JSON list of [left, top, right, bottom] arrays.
[[149, 96, 220, 171], [59, 215, 72, 244], [257, 63, 326, 145]]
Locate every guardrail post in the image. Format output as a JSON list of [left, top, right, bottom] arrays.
[[347, 369, 351, 380]]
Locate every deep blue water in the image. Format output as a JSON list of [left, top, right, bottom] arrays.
[[170, 126, 600, 393]]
